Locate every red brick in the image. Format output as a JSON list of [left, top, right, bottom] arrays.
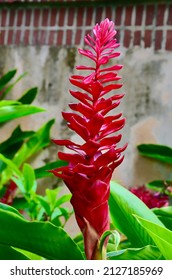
[[123, 29, 131, 48], [135, 5, 144, 25], [134, 30, 141, 46], [57, 30, 63, 45], [58, 8, 65, 27], [105, 6, 112, 21], [165, 30, 172, 50], [86, 6, 93, 25], [16, 9, 23, 26], [0, 30, 5, 45], [144, 30, 152, 48], [9, 10, 15, 26], [115, 6, 123, 25], [116, 29, 120, 43], [14, 30, 21, 44], [1, 9, 7, 26], [34, 9, 40, 27], [75, 29, 82, 45], [145, 5, 155, 25], [124, 6, 133, 26], [50, 8, 58, 26], [156, 4, 166, 26], [48, 30, 56, 45], [68, 7, 75, 26], [155, 30, 162, 50], [7, 30, 13, 44], [23, 30, 30, 45], [25, 9, 32, 26], [95, 7, 103, 24], [77, 7, 84, 26], [39, 30, 47, 44], [42, 9, 49, 26], [33, 30, 40, 45], [167, 4, 172, 25], [66, 30, 72, 45]]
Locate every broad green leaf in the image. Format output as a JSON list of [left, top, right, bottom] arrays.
[[18, 87, 38, 104], [0, 104, 45, 123], [107, 245, 163, 260], [23, 163, 37, 193], [153, 207, 172, 230], [34, 160, 68, 179], [0, 125, 34, 159], [134, 215, 172, 260], [0, 207, 84, 260], [13, 119, 55, 167], [137, 143, 172, 164], [0, 202, 23, 217], [109, 181, 164, 247], [0, 244, 30, 260], [0, 69, 17, 92]]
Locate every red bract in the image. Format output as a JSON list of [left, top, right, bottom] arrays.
[[0, 180, 17, 205], [51, 18, 126, 259], [130, 185, 169, 209]]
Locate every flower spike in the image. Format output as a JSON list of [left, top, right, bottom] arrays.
[[51, 18, 126, 259]]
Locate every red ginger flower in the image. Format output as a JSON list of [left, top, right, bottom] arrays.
[[51, 18, 126, 259], [130, 185, 169, 209]]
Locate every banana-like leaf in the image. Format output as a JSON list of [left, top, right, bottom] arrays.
[[0, 244, 30, 260], [107, 245, 163, 260], [0, 206, 84, 260], [153, 207, 172, 231], [134, 215, 172, 260], [109, 181, 164, 247], [137, 143, 172, 164]]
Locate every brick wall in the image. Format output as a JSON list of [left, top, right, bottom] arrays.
[[0, 1, 172, 50]]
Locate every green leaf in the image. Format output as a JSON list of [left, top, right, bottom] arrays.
[[0, 100, 20, 107], [23, 163, 37, 193], [153, 207, 172, 230], [13, 119, 55, 167], [18, 87, 38, 104], [0, 202, 23, 218], [0, 104, 45, 124], [0, 244, 30, 260], [146, 180, 172, 196], [1, 72, 27, 99], [107, 245, 163, 260], [134, 215, 172, 260], [34, 160, 68, 179], [0, 207, 84, 260], [137, 144, 172, 164], [109, 181, 164, 247], [0, 125, 35, 159], [54, 194, 72, 208], [0, 69, 17, 91], [0, 154, 24, 190]]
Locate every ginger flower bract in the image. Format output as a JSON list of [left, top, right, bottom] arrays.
[[51, 18, 126, 259]]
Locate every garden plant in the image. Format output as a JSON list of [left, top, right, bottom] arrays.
[[0, 19, 172, 260]]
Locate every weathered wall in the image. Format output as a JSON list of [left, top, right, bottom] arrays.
[[1, 1, 172, 190]]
